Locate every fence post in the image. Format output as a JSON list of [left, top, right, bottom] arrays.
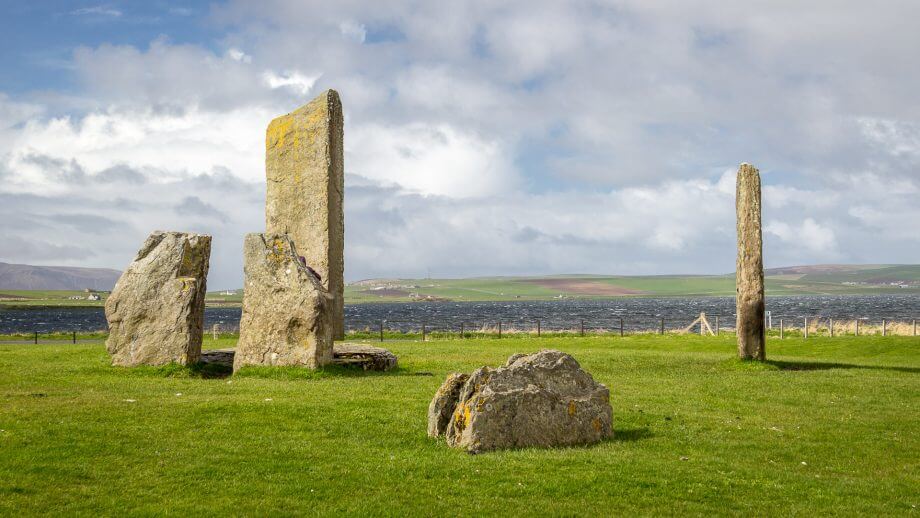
[[829, 318, 834, 338], [580, 320, 584, 337], [780, 318, 784, 339], [537, 319, 541, 337], [72, 331, 77, 344], [379, 320, 384, 342], [619, 317, 624, 337], [34, 331, 38, 345], [882, 319, 887, 337], [498, 321, 502, 339], [855, 319, 859, 337], [914, 319, 917, 337], [422, 322, 427, 342], [460, 322, 465, 339], [715, 316, 720, 336], [660, 318, 664, 335], [804, 317, 808, 339]]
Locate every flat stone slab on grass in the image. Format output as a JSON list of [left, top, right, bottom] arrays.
[[202, 344, 397, 372], [428, 349, 613, 453]]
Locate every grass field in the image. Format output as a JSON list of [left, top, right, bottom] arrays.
[[1, 334, 917, 514]]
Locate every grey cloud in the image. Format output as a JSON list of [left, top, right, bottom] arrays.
[[95, 164, 147, 184], [45, 213, 130, 235], [22, 153, 87, 184], [175, 196, 228, 222], [0, 236, 95, 262]]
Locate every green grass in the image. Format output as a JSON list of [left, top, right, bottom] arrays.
[[1, 334, 917, 514]]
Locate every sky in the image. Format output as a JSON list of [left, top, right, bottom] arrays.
[[0, 1, 918, 289]]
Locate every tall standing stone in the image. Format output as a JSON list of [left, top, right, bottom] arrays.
[[105, 231, 211, 366], [265, 90, 344, 340], [234, 233, 334, 371], [736, 163, 765, 360]]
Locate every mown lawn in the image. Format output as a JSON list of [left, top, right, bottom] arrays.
[[0, 335, 917, 515]]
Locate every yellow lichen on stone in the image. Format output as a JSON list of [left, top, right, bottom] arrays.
[[266, 116, 295, 150], [592, 418, 601, 433], [568, 400, 577, 417]]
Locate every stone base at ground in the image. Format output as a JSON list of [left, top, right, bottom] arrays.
[[201, 345, 397, 372], [105, 231, 211, 366], [428, 350, 613, 453], [234, 233, 334, 371], [331, 343, 398, 371]]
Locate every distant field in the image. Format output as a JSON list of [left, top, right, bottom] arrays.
[[2, 265, 917, 307], [348, 264, 920, 303]]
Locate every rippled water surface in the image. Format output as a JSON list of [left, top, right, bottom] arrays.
[[1, 295, 918, 334]]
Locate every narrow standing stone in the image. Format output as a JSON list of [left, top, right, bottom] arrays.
[[105, 231, 211, 366], [234, 233, 334, 371], [736, 163, 766, 360], [265, 90, 344, 340]]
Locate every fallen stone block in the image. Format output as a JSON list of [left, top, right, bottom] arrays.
[[331, 343, 398, 371], [428, 350, 612, 453]]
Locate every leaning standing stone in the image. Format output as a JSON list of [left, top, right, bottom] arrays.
[[265, 90, 345, 340], [736, 163, 766, 360], [428, 350, 612, 453], [105, 231, 211, 366], [234, 233, 334, 371]]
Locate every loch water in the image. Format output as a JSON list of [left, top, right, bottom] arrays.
[[1, 295, 918, 334]]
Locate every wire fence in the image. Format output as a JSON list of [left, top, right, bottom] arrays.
[[2, 315, 916, 344]]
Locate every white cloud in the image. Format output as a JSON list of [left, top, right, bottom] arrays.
[[226, 48, 252, 64], [262, 70, 321, 96], [765, 218, 838, 255], [4, 106, 270, 195], [3, 1, 920, 286], [348, 123, 519, 198], [339, 21, 367, 43], [71, 5, 121, 17]]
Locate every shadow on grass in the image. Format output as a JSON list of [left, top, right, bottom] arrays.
[[720, 357, 919, 374], [764, 359, 920, 374], [611, 427, 652, 442], [232, 364, 407, 380]]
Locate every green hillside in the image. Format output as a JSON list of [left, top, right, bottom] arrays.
[[2, 265, 917, 308]]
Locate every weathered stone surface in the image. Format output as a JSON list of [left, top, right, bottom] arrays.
[[105, 231, 211, 366], [265, 90, 344, 340], [427, 373, 469, 437], [234, 233, 334, 371], [332, 343, 398, 371], [736, 163, 766, 360], [428, 350, 612, 453]]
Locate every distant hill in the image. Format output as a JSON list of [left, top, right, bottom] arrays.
[[346, 264, 920, 303], [0, 262, 121, 291]]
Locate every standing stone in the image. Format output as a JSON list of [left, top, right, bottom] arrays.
[[428, 350, 613, 453], [234, 233, 334, 371], [105, 231, 211, 366], [736, 163, 766, 360], [265, 90, 344, 340]]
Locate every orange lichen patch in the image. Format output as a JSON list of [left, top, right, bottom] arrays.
[[568, 400, 577, 417], [475, 398, 485, 412], [592, 418, 602, 433]]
